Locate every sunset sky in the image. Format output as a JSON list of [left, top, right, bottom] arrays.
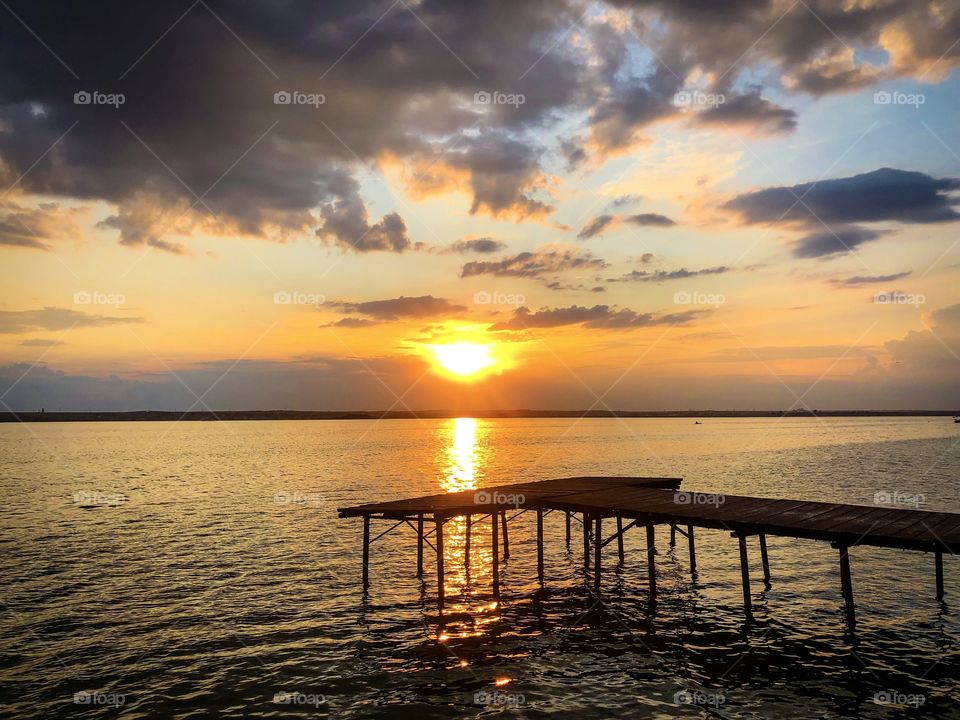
[[1, 0, 959, 411]]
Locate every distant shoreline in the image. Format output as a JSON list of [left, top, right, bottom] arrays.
[[1, 409, 957, 423]]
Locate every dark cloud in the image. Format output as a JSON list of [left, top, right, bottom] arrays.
[[461, 249, 607, 278], [489, 304, 704, 330], [0, 201, 85, 251], [791, 226, 884, 259], [831, 271, 912, 286], [578, 214, 616, 240], [0, 307, 144, 334], [329, 295, 465, 321], [612, 266, 729, 282], [692, 91, 797, 135], [320, 317, 379, 328], [724, 168, 960, 228], [445, 237, 507, 254], [624, 213, 675, 227]]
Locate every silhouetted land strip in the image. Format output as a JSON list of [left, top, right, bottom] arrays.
[[2, 409, 957, 422]]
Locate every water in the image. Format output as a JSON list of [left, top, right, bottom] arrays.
[[1, 417, 958, 718]]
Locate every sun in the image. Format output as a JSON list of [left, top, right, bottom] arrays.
[[430, 342, 497, 380]]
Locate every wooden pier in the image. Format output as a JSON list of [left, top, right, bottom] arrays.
[[338, 476, 958, 629]]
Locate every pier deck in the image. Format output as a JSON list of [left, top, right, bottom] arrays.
[[337, 476, 956, 629]]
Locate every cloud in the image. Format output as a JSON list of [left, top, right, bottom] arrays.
[[723, 168, 960, 227], [445, 237, 506, 254], [624, 212, 675, 227], [320, 317, 379, 328], [461, 249, 607, 278], [578, 211, 675, 239], [691, 91, 797, 135], [489, 304, 704, 330], [0, 307, 144, 334], [612, 266, 730, 282], [578, 214, 616, 240], [21, 338, 67, 346], [885, 304, 960, 378], [329, 295, 466, 321], [0, 201, 86, 251], [791, 226, 885, 259], [830, 271, 912, 286]]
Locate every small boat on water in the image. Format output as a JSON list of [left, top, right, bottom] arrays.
[[955, 416, 960, 423]]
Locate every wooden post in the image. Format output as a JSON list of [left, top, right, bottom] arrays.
[[436, 516, 445, 611], [465, 514, 472, 571], [491, 512, 500, 599], [416, 514, 424, 578], [838, 545, 854, 629], [362, 515, 370, 590], [501, 511, 510, 560], [616, 515, 625, 565], [565, 511, 571, 548], [582, 513, 591, 573], [687, 525, 697, 576], [594, 515, 602, 592], [536, 508, 544, 584], [646, 524, 657, 598], [759, 533, 770, 586], [936, 550, 944, 601], [670, 523, 676, 547], [737, 533, 751, 614]]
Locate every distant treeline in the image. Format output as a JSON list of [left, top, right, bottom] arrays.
[[1, 409, 957, 422]]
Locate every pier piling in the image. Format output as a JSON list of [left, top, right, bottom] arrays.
[[416, 514, 424, 578], [646, 524, 657, 598], [537, 509, 544, 584], [362, 515, 370, 590], [838, 545, 855, 629], [594, 515, 602, 592], [436, 517, 445, 611], [737, 532, 751, 614], [936, 550, 944, 600], [687, 525, 697, 576], [491, 512, 500, 599], [759, 533, 771, 586], [616, 515, 625, 565], [501, 511, 510, 560]]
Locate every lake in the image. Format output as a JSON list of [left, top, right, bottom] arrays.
[[1, 417, 958, 718]]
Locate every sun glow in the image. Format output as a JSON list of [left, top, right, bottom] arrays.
[[430, 341, 497, 379]]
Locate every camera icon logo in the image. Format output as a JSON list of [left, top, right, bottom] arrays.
[[673, 491, 691, 505], [673, 291, 692, 305], [74, 91, 91, 105], [673, 91, 692, 107], [73, 291, 91, 305], [474, 91, 491, 105], [473, 291, 491, 305], [273, 291, 292, 305], [274, 91, 292, 105], [873, 91, 891, 105]]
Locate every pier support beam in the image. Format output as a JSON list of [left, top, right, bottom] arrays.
[[362, 515, 370, 590], [616, 515, 625, 565], [501, 511, 510, 560], [759, 533, 771, 586], [670, 523, 676, 547], [436, 517, 445, 611], [737, 532, 751, 614], [537, 509, 544, 584], [583, 513, 591, 574], [838, 545, 855, 629], [687, 525, 697, 577], [565, 511, 571, 548], [416, 514, 424, 578], [936, 550, 944, 601], [491, 512, 500, 599], [594, 515, 602, 592], [646, 524, 657, 599]]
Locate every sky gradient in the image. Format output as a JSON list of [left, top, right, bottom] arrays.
[[1, 0, 959, 411]]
